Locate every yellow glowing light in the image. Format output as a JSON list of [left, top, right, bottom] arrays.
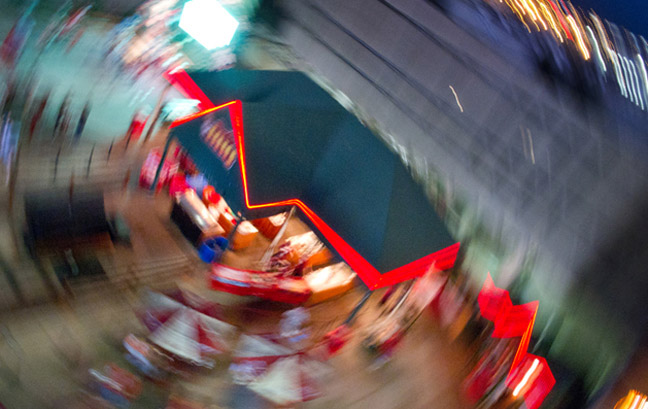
[[630, 395, 642, 409], [539, 2, 563, 42], [527, 0, 547, 30], [508, 0, 532, 33], [616, 391, 648, 409], [513, 0, 527, 15], [635, 54, 648, 110], [521, 0, 537, 21], [566, 15, 590, 60]]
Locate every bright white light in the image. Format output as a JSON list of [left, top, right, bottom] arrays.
[[637, 54, 648, 111], [513, 358, 540, 397], [585, 26, 606, 73], [179, 0, 239, 50]]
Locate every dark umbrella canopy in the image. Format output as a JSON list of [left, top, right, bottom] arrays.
[[168, 69, 459, 289]]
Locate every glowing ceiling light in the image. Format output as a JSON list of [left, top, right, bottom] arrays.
[[179, 0, 239, 50]]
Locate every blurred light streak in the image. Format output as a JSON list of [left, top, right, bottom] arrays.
[[612, 52, 628, 97], [539, 2, 563, 42], [566, 0, 591, 49], [512, 358, 540, 396], [590, 13, 614, 62], [480, 0, 648, 110], [528, 1, 546, 30], [621, 56, 638, 104], [616, 391, 648, 409], [628, 57, 641, 106], [642, 37, 648, 62], [585, 26, 606, 72], [566, 15, 590, 60], [449, 85, 464, 113], [514, 0, 527, 16], [520, 0, 541, 31], [507, 0, 532, 32], [527, 129, 535, 164], [636, 54, 648, 109], [630, 395, 642, 409], [627, 57, 644, 109], [547, 0, 573, 40]]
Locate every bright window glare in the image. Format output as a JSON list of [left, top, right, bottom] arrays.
[[179, 0, 239, 50]]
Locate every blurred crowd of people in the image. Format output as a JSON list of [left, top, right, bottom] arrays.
[[0, 0, 194, 171], [0, 0, 95, 159]]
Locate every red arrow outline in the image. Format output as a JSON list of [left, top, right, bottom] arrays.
[[478, 273, 555, 408]]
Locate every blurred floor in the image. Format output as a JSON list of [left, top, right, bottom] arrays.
[[0, 185, 473, 409]]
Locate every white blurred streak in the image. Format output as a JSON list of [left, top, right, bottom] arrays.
[[585, 26, 606, 73], [566, 15, 590, 60], [527, 129, 535, 165], [627, 58, 645, 109], [449, 85, 464, 113], [623, 56, 640, 106], [512, 358, 540, 397], [640, 57, 648, 110], [619, 53, 632, 100], [630, 394, 642, 409]]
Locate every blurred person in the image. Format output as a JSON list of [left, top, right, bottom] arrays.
[[0, 81, 5, 117], [17, 71, 38, 124], [124, 108, 149, 149], [378, 284, 398, 306], [66, 26, 86, 53], [28, 89, 49, 143], [0, 116, 17, 185], [0, 6, 35, 68], [73, 101, 91, 144], [58, 5, 92, 40], [37, 1, 73, 50], [280, 306, 311, 347], [0, 78, 17, 119], [53, 93, 71, 140], [59, 109, 72, 142]]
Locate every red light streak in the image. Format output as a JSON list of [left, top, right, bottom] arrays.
[[164, 69, 215, 111], [547, 0, 574, 40], [170, 100, 239, 128]]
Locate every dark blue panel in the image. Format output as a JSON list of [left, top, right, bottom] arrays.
[[378, 164, 455, 271], [173, 112, 246, 215], [240, 103, 345, 205], [302, 119, 395, 270]]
